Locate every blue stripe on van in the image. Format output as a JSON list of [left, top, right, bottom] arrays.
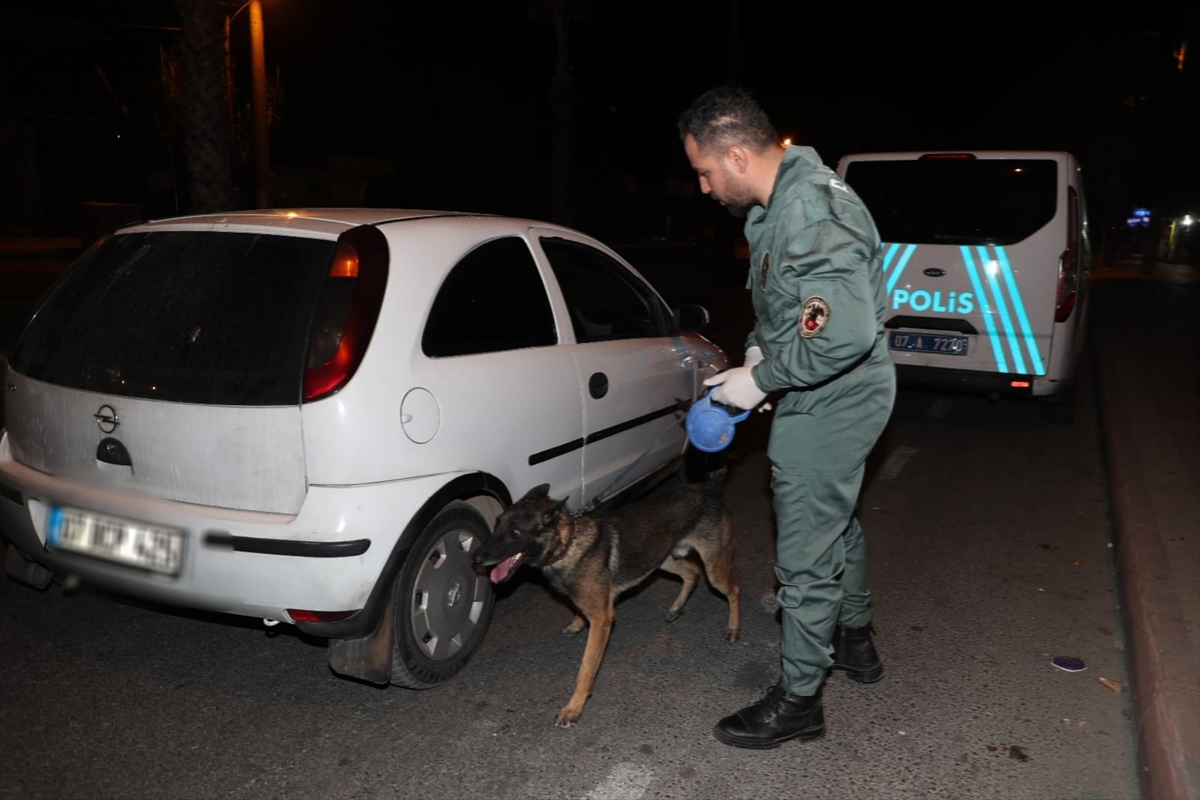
[[959, 246, 1009, 373], [881, 242, 901, 273], [886, 244, 917, 295], [994, 246, 1046, 375], [976, 246, 1027, 374]]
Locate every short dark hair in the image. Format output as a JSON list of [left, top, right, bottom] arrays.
[[678, 86, 780, 153]]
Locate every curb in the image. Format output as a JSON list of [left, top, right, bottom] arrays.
[[1093, 331, 1200, 800]]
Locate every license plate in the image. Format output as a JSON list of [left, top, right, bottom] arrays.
[[47, 507, 184, 575], [888, 331, 969, 356]]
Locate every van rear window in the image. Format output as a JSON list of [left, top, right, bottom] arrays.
[[9, 231, 336, 405], [843, 158, 1057, 245]]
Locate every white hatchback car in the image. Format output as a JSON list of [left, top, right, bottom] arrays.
[[0, 209, 728, 688]]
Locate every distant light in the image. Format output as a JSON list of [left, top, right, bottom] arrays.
[[782, 138, 792, 147], [1128, 207, 1152, 227], [1013, 167, 1023, 173], [285, 211, 299, 218], [1183, 215, 1195, 227]]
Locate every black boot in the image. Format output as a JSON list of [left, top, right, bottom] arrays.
[[713, 682, 825, 749], [830, 624, 883, 683]]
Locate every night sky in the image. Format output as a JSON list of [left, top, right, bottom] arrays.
[[3, 1, 1197, 238]]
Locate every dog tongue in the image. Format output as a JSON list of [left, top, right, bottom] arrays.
[[489, 553, 523, 584]]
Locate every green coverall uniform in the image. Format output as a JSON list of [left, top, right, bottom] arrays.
[[744, 145, 897, 696]]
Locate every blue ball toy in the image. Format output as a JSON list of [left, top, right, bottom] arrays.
[[686, 393, 751, 453]]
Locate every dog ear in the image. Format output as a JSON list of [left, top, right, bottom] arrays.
[[541, 497, 568, 526], [522, 483, 551, 501]]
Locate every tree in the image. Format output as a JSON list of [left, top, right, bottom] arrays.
[[173, 0, 236, 212], [531, 0, 588, 227]]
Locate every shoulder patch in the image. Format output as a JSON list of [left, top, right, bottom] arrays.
[[799, 296, 830, 338], [828, 177, 850, 193]]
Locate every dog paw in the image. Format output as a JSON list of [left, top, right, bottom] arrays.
[[561, 623, 585, 636], [665, 608, 684, 623], [555, 707, 582, 727], [724, 628, 740, 643]]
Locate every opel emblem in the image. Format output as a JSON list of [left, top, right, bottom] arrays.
[[94, 405, 120, 434], [923, 268, 947, 277]]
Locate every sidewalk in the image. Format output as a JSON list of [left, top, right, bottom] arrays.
[[1091, 260, 1200, 800]]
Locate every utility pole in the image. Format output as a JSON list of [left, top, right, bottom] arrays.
[[249, 0, 270, 209], [223, 0, 271, 209]]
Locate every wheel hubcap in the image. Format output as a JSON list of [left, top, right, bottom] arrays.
[[410, 526, 488, 661]]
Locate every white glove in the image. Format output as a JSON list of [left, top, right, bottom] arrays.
[[742, 347, 771, 412], [703, 366, 767, 411]]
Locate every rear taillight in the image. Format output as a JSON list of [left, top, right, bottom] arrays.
[[1055, 248, 1078, 322], [1055, 188, 1081, 323], [303, 226, 389, 402], [918, 153, 976, 160]]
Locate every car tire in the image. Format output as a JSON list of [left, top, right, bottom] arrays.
[[389, 502, 495, 689]]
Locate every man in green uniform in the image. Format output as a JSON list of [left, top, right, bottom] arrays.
[[679, 86, 896, 748]]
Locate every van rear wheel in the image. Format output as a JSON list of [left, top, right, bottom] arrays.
[[389, 503, 495, 689]]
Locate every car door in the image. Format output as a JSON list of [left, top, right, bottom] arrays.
[[532, 229, 695, 508], [400, 232, 588, 508]]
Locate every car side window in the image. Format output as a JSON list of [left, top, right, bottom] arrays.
[[422, 236, 557, 357], [539, 236, 670, 343]]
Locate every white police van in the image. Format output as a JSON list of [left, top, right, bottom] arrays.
[[836, 150, 1090, 422]]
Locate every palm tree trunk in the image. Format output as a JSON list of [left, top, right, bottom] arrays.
[[174, 0, 237, 213]]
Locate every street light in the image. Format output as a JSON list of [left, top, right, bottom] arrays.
[[224, 0, 271, 209]]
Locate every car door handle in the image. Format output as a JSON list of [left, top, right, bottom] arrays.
[[588, 372, 608, 399]]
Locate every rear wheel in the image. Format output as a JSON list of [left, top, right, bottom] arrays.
[[389, 503, 495, 688]]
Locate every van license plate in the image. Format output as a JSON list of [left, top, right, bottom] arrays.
[[47, 507, 184, 575], [888, 332, 969, 355]]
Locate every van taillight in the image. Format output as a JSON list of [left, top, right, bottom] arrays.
[[919, 153, 976, 160], [303, 226, 389, 402], [1056, 248, 1078, 322], [1055, 188, 1081, 323]]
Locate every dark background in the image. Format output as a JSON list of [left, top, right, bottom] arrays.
[[2, 1, 1197, 252]]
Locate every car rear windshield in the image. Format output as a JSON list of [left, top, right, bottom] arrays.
[[9, 230, 336, 405], [843, 158, 1058, 245]]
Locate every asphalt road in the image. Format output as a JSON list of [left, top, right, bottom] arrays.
[[0, 284, 1140, 799]]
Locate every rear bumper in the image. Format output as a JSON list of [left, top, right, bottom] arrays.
[[0, 431, 466, 629], [896, 364, 1075, 399]]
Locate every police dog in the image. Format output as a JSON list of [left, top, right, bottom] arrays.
[[473, 468, 740, 727]]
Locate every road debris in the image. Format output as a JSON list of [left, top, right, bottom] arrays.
[[1052, 656, 1087, 672], [1097, 677, 1122, 693]]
